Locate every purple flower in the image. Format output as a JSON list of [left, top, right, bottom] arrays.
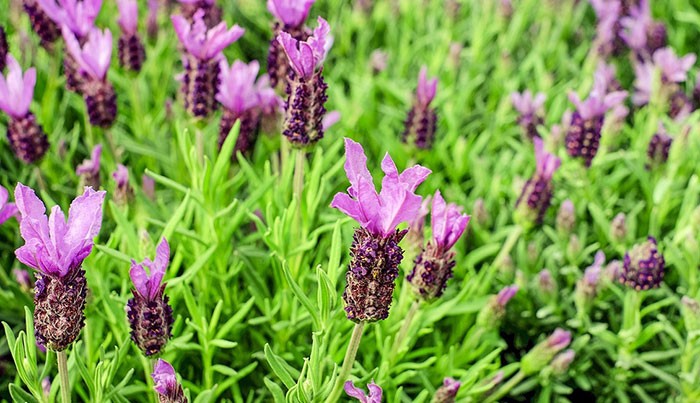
[[152, 359, 186, 402], [577, 251, 605, 298], [551, 349, 576, 374], [620, 0, 667, 57], [416, 66, 438, 107], [568, 87, 627, 122], [172, 10, 244, 61], [647, 123, 673, 166], [633, 47, 696, 106], [547, 328, 572, 350], [514, 329, 572, 374], [430, 190, 469, 250], [556, 199, 575, 233], [130, 238, 169, 300], [22, 0, 61, 47], [511, 90, 546, 140], [117, 0, 138, 35], [76, 144, 102, 177], [13, 269, 33, 290], [217, 60, 265, 115], [344, 380, 382, 403], [515, 137, 561, 226], [41, 377, 51, 397], [496, 285, 518, 307], [63, 27, 113, 81], [112, 164, 129, 188], [38, 0, 102, 38], [538, 269, 556, 294], [403, 66, 439, 148], [267, 0, 315, 28], [0, 55, 37, 119], [0, 185, 19, 225], [142, 175, 155, 200], [589, 0, 622, 56], [322, 110, 341, 131], [620, 236, 665, 290], [14, 184, 105, 278], [432, 377, 461, 403], [331, 138, 431, 237], [277, 17, 332, 79]]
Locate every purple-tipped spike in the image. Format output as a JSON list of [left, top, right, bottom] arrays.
[[403, 66, 438, 149], [514, 137, 560, 227]]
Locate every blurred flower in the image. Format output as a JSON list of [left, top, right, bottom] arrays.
[[431, 377, 461, 403], [147, 0, 158, 39], [589, 0, 623, 57], [620, 0, 667, 58], [344, 380, 382, 403], [142, 175, 155, 200], [647, 123, 672, 167], [610, 212, 627, 242], [604, 259, 622, 281], [13, 269, 33, 291], [173, 10, 244, 118], [278, 17, 332, 146], [477, 285, 518, 328], [38, 0, 101, 38], [514, 137, 561, 228], [370, 49, 388, 74], [403, 66, 438, 149], [538, 269, 556, 295], [448, 42, 462, 67], [76, 144, 102, 189], [112, 164, 134, 205], [521, 328, 572, 375], [632, 47, 696, 107], [620, 236, 665, 290], [566, 75, 627, 167], [0, 55, 49, 163], [407, 191, 469, 299], [511, 90, 546, 141], [331, 138, 430, 322], [266, 0, 316, 90], [322, 110, 341, 131], [152, 359, 186, 403], [0, 185, 19, 225], [127, 238, 174, 356], [117, 0, 146, 72], [556, 199, 575, 234], [14, 184, 105, 351], [577, 251, 605, 299], [63, 27, 118, 127], [217, 59, 281, 155], [406, 194, 432, 246], [595, 62, 622, 93], [472, 198, 489, 226], [22, 0, 60, 47], [42, 376, 51, 398], [551, 349, 576, 374]]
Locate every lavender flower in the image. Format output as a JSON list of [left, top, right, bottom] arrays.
[[0, 55, 49, 163], [13, 269, 33, 291], [117, 0, 146, 72], [620, 0, 667, 58], [173, 9, 244, 118], [407, 191, 469, 299], [152, 359, 186, 403], [633, 48, 695, 118], [620, 236, 665, 290], [551, 349, 576, 374], [277, 17, 332, 146], [63, 27, 118, 127], [178, 0, 221, 28], [538, 269, 556, 295], [611, 212, 627, 242], [477, 285, 518, 328], [576, 251, 605, 299], [147, 0, 158, 39], [566, 78, 627, 167], [370, 49, 388, 74], [217, 59, 281, 155], [330, 138, 430, 322], [266, 0, 316, 90], [647, 123, 672, 167], [511, 90, 546, 140], [41, 376, 51, 398], [127, 238, 174, 356], [431, 377, 461, 403], [344, 380, 382, 403], [514, 137, 561, 227], [0, 26, 7, 71], [589, 0, 623, 57], [22, 0, 60, 48], [76, 144, 102, 189], [521, 328, 572, 375], [112, 164, 134, 205], [14, 184, 105, 351], [143, 175, 156, 200], [0, 185, 18, 225], [402, 66, 439, 148], [556, 199, 575, 234]]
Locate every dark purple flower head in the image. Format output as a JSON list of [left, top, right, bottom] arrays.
[[152, 359, 186, 402], [620, 236, 665, 290], [416, 66, 438, 107], [76, 144, 102, 176], [267, 0, 315, 28], [0, 27, 6, 71], [277, 17, 331, 79], [331, 138, 431, 238], [38, 0, 102, 38], [0, 185, 19, 225], [63, 27, 113, 81], [344, 380, 382, 403], [647, 125, 673, 166], [130, 238, 169, 300], [117, 0, 138, 35], [0, 55, 37, 119], [172, 9, 244, 61], [430, 190, 469, 250], [15, 184, 105, 278], [431, 377, 461, 403]]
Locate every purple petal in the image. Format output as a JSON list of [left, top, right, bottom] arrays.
[[65, 187, 106, 251], [151, 359, 177, 395], [0, 55, 35, 118], [129, 261, 149, 297], [267, 0, 315, 27], [322, 110, 341, 131], [416, 66, 438, 106], [117, 0, 138, 34], [342, 138, 374, 197]]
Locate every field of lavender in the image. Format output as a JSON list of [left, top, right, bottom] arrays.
[[1, 0, 700, 401]]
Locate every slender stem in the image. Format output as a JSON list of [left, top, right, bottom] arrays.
[[327, 322, 366, 402], [484, 370, 525, 403], [57, 351, 71, 403], [492, 225, 523, 269], [389, 300, 420, 361]]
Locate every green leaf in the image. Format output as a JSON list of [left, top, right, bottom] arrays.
[[264, 378, 286, 403], [264, 344, 296, 389]]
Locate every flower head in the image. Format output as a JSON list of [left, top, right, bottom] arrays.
[[217, 60, 265, 114], [117, 0, 138, 35], [568, 87, 627, 121], [172, 10, 244, 61], [589, 0, 622, 56], [653, 47, 696, 83], [1, 185, 19, 225], [15, 184, 105, 278], [63, 27, 113, 80], [267, 0, 315, 28], [416, 66, 438, 106], [430, 190, 469, 250], [511, 90, 546, 117], [432, 377, 461, 403], [0, 55, 37, 119], [38, 0, 102, 38], [331, 138, 431, 237], [344, 380, 382, 403], [534, 136, 560, 181], [277, 17, 331, 79], [620, 0, 667, 56], [152, 359, 185, 401], [76, 144, 102, 176], [620, 236, 665, 290], [130, 238, 170, 300]]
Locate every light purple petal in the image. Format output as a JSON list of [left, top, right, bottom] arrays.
[[117, 0, 138, 34], [322, 110, 341, 131], [367, 382, 383, 403], [76, 144, 103, 176], [416, 66, 438, 106], [496, 285, 518, 307], [129, 261, 149, 297], [113, 164, 129, 187], [0, 55, 35, 118], [65, 187, 106, 252], [152, 359, 177, 395], [267, 0, 315, 27], [307, 17, 332, 65]]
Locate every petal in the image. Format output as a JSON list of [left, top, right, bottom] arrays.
[[151, 359, 177, 395], [398, 165, 430, 192], [330, 193, 366, 226], [342, 138, 373, 197], [0, 203, 18, 225], [431, 190, 447, 246], [65, 187, 106, 250], [14, 183, 51, 246], [297, 42, 315, 77], [277, 32, 303, 76], [130, 261, 149, 297], [367, 382, 383, 403], [15, 243, 41, 271], [344, 381, 368, 401]]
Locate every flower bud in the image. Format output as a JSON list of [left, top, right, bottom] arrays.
[[681, 296, 700, 332], [550, 349, 575, 375], [537, 269, 557, 296], [521, 328, 572, 375], [431, 377, 461, 403], [611, 213, 627, 242], [567, 234, 581, 257], [556, 200, 575, 234], [152, 359, 186, 403], [477, 285, 518, 329], [619, 236, 665, 290], [403, 67, 438, 149]]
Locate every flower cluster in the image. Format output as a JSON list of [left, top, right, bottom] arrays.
[[403, 67, 439, 149], [178, 0, 221, 28], [23, 0, 61, 47], [620, 236, 665, 290]]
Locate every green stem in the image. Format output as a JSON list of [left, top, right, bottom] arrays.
[[57, 350, 71, 403], [484, 370, 525, 403], [389, 300, 420, 361], [327, 322, 366, 402], [492, 225, 523, 269]]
